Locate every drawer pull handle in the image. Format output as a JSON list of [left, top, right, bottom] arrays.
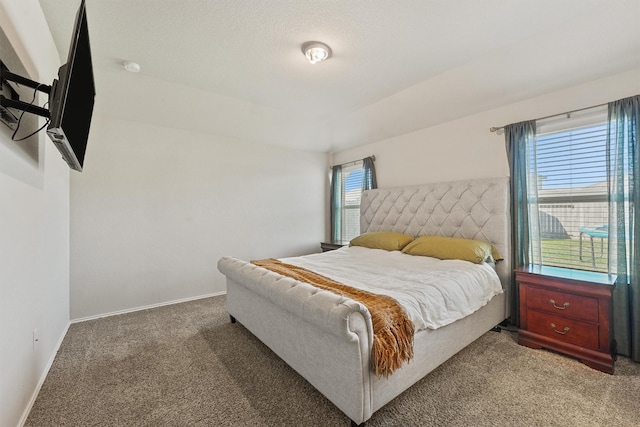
[[551, 323, 570, 335], [550, 299, 569, 310]]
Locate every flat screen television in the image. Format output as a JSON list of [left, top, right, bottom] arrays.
[[46, 0, 95, 172]]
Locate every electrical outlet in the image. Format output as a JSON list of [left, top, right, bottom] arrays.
[[33, 329, 39, 349]]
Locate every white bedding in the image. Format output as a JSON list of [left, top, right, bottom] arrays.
[[280, 246, 503, 332]]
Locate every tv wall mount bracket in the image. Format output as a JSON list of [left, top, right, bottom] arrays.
[[0, 68, 52, 119]]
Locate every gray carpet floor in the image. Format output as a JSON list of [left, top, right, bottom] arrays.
[[25, 295, 640, 426]]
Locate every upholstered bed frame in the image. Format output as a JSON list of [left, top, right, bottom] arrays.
[[218, 177, 511, 425]]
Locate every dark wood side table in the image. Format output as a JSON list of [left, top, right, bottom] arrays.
[[320, 241, 347, 252], [516, 265, 616, 374]]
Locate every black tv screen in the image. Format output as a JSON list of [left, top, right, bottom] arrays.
[[47, 0, 94, 172]]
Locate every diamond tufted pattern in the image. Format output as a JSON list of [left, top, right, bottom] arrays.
[[361, 177, 511, 293]]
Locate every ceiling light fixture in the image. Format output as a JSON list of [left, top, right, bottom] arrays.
[[122, 61, 141, 73], [302, 41, 332, 64]]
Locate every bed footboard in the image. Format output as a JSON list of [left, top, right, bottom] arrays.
[[218, 256, 375, 424]]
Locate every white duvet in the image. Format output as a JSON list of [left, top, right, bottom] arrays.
[[280, 246, 503, 332]]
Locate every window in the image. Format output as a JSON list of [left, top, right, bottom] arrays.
[[529, 106, 609, 272], [330, 156, 377, 243], [339, 162, 364, 241]]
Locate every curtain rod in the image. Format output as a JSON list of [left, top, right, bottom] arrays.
[[489, 101, 609, 133], [331, 155, 375, 169]]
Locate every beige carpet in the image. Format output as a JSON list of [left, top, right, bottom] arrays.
[[25, 296, 640, 426]]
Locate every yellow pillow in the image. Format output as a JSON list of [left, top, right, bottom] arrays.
[[350, 232, 414, 251], [402, 235, 502, 264], [490, 246, 504, 262]]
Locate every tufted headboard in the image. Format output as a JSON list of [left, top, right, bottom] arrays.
[[360, 177, 511, 294]]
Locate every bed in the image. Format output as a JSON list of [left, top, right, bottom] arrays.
[[217, 177, 511, 425]]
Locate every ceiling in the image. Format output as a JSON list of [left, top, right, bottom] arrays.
[[38, 0, 640, 152]]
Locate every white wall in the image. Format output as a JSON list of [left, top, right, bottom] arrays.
[[0, 2, 69, 426], [70, 116, 327, 320], [332, 69, 640, 188]]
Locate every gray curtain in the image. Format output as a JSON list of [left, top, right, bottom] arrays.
[[607, 94, 640, 361], [362, 156, 377, 191], [505, 120, 537, 325], [330, 165, 342, 242]]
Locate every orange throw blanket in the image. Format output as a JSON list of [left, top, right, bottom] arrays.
[[252, 258, 414, 376]]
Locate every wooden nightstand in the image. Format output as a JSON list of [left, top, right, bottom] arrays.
[[516, 265, 616, 374], [320, 241, 347, 252]]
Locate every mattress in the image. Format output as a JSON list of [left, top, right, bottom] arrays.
[[279, 245, 503, 332]]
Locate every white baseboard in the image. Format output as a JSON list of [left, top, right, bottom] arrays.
[[18, 321, 70, 427], [70, 291, 227, 324]]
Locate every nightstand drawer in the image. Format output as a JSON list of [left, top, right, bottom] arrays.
[[526, 287, 598, 322], [527, 310, 599, 349]]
